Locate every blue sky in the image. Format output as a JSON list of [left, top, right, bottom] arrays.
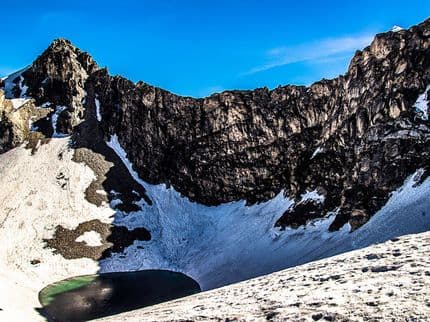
[[1, 1, 429, 97]]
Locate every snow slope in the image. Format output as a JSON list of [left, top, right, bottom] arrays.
[[103, 135, 430, 290], [0, 138, 114, 321], [98, 230, 430, 322]]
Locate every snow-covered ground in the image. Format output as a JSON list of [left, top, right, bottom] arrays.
[[300, 189, 325, 203], [98, 230, 430, 321], [0, 138, 114, 321]]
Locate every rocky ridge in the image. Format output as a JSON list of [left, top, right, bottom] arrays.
[[1, 19, 430, 231]]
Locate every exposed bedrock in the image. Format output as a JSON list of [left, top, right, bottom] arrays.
[[2, 18, 430, 231]]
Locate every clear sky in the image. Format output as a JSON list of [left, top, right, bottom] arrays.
[[1, 0, 429, 97]]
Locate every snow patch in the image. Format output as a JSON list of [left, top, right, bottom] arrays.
[[110, 198, 123, 208], [51, 106, 68, 138], [95, 97, 102, 121], [3, 67, 30, 99], [300, 189, 325, 203], [107, 135, 147, 188], [3, 68, 31, 109], [311, 147, 324, 159], [18, 75, 28, 97], [96, 189, 107, 196], [391, 25, 403, 32], [10, 98, 30, 109], [75, 231, 103, 247], [413, 85, 430, 120]]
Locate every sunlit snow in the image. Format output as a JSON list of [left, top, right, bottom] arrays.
[[391, 25, 404, 32], [75, 231, 103, 247]]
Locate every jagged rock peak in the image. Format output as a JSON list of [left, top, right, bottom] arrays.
[[36, 38, 99, 74], [21, 38, 100, 134], [47, 38, 76, 50]]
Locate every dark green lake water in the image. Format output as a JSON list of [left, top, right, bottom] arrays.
[[38, 270, 201, 321]]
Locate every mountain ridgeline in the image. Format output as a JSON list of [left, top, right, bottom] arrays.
[[1, 18, 430, 232]]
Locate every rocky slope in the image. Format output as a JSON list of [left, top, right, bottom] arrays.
[[2, 20, 430, 233], [97, 231, 430, 322]]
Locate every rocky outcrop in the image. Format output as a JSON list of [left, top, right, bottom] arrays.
[[0, 90, 16, 153], [2, 18, 430, 231], [0, 90, 50, 154]]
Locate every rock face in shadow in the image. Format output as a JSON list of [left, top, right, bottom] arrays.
[[2, 18, 430, 231]]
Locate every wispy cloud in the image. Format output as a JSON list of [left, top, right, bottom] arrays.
[[245, 34, 374, 75]]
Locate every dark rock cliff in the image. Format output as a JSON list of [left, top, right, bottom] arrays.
[[2, 18, 430, 231]]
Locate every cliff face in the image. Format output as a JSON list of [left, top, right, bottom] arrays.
[[2, 18, 430, 231]]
